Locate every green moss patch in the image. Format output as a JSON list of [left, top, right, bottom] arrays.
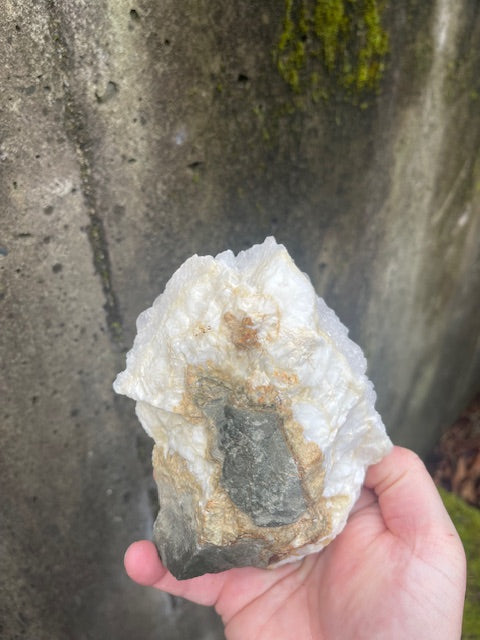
[[275, 0, 389, 103], [439, 487, 480, 639]]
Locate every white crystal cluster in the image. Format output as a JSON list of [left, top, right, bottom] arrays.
[[114, 237, 392, 563]]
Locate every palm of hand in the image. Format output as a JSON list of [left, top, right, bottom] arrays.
[[125, 448, 466, 640], [217, 492, 454, 639]]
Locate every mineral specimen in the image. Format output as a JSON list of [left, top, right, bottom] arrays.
[[114, 237, 392, 579]]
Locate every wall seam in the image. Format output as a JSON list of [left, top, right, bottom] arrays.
[[46, 1, 124, 347]]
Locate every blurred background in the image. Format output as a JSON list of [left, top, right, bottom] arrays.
[[1, 1, 479, 638]]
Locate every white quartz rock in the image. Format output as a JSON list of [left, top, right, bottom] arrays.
[[114, 237, 392, 579]]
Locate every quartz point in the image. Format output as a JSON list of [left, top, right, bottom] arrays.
[[114, 237, 392, 579]]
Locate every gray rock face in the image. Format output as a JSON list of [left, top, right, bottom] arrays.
[[152, 398, 309, 579], [218, 406, 306, 527], [154, 486, 270, 580]]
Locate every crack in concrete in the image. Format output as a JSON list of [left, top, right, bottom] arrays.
[[47, 2, 124, 347]]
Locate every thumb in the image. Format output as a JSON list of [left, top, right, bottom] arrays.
[[365, 446, 458, 545]]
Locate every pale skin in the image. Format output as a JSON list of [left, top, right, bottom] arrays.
[[125, 447, 466, 640]]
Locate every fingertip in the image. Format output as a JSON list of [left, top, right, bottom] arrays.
[[124, 540, 167, 586]]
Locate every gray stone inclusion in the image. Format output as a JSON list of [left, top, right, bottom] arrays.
[[217, 405, 306, 526], [153, 402, 307, 579]]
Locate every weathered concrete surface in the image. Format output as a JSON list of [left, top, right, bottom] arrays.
[[1, 0, 479, 638], [0, 2, 225, 639]]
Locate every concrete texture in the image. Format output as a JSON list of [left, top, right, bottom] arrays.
[[1, 0, 479, 638]]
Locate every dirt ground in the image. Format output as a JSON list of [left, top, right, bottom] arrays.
[[426, 392, 480, 509]]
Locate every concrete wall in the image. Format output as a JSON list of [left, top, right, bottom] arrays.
[[1, 1, 479, 638]]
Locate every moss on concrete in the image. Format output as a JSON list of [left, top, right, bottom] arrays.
[[275, 0, 389, 103], [439, 488, 480, 639]]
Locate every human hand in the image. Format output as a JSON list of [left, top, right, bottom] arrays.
[[125, 447, 466, 639]]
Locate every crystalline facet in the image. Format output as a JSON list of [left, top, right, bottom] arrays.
[[114, 237, 392, 579]]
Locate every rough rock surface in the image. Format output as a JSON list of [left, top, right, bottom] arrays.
[[114, 238, 392, 578]]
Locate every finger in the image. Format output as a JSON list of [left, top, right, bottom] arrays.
[[365, 446, 458, 544], [124, 540, 166, 586], [124, 540, 304, 615], [124, 540, 228, 607]]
